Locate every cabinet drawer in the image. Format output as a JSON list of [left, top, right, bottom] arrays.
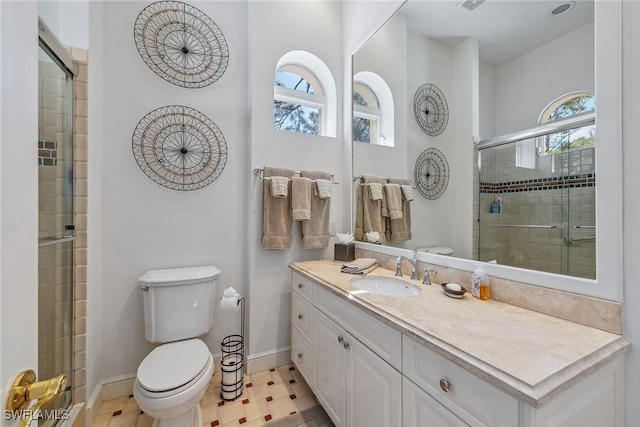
[[292, 292, 313, 342], [403, 335, 519, 427], [314, 285, 402, 370], [292, 272, 314, 302], [403, 377, 468, 427], [291, 327, 314, 388]]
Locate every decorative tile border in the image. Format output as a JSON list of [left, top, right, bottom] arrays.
[[480, 173, 595, 194], [38, 140, 58, 166]]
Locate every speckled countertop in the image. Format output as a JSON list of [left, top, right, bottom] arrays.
[[290, 260, 630, 408]]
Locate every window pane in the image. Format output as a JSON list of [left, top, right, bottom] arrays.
[[274, 100, 319, 135], [274, 71, 316, 94], [549, 95, 595, 121], [353, 117, 372, 143], [543, 124, 595, 154]]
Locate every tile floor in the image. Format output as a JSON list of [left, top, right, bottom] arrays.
[[92, 364, 320, 427]]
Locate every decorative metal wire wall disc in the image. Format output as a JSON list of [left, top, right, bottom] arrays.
[[134, 1, 229, 88], [132, 105, 228, 191], [414, 148, 450, 200], [413, 83, 449, 136]]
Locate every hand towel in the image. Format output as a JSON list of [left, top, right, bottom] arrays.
[[262, 166, 296, 249], [270, 176, 289, 197], [387, 178, 412, 242], [359, 175, 388, 243], [315, 179, 332, 199], [291, 177, 313, 221], [400, 185, 414, 201], [355, 185, 365, 242], [341, 258, 378, 275], [384, 183, 403, 220], [368, 183, 384, 201], [300, 170, 332, 249]]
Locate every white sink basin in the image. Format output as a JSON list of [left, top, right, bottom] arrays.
[[350, 277, 421, 296]]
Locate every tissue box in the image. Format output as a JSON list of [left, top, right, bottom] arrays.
[[334, 243, 355, 262]]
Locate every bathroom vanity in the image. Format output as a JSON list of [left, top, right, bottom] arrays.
[[289, 260, 629, 427]]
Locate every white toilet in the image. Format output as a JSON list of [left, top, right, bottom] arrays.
[[417, 246, 455, 256], [133, 265, 221, 427]]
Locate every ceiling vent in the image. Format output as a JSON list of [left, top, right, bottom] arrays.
[[458, 0, 486, 12]]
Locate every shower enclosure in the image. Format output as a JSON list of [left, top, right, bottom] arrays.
[[477, 113, 596, 280], [37, 22, 76, 419]]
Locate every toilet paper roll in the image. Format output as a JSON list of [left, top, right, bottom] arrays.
[[220, 286, 241, 312], [220, 295, 240, 312]]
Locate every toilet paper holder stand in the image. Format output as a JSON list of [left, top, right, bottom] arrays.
[[220, 297, 245, 401]]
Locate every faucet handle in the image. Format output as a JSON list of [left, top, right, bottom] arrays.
[[422, 265, 438, 285]]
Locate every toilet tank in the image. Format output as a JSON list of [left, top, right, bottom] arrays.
[[139, 265, 221, 343]]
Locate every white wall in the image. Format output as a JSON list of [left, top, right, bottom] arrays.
[[0, 0, 39, 407], [353, 11, 407, 179], [94, 0, 249, 383], [38, 1, 89, 50], [247, 1, 344, 361], [622, 3, 640, 424], [493, 23, 595, 135]]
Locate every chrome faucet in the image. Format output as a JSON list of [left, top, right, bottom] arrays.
[[422, 265, 438, 286], [393, 252, 418, 280]]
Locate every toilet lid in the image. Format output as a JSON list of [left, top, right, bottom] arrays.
[[137, 339, 210, 392]]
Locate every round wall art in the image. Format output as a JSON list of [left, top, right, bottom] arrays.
[[132, 105, 228, 191], [414, 147, 450, 200], [413, 83, 449, 137], [134, 1, 229, 88]]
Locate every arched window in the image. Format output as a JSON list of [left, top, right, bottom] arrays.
[[353, 71, 394, 146], [274, 51, 337, 137], [538, 92, 595, 155]]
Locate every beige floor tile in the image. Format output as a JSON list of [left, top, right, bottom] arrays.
[[201, 389, 222, 407], [267, 383, 290, 400], [98, 397, 128, 415], [109, 410, 138, 427], [217, 400, 245, 425], [266, 396, 297, 420], [290, 394, 318, 412], [269, 368, 292, 384], [123, 396, 140, 413], [242, 418, 266, 427], [91, 413, 112, 427], [290, 380, 312, 398], [249, 371, 272, 386], [135, 413, 154, 427], [247, 383, 271, 400], [244, 398, 269, 421], [201, 401, 220, 423]]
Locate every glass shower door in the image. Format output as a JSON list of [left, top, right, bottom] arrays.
[[477, 124, 596, 279], [37, 41, 75, 418]]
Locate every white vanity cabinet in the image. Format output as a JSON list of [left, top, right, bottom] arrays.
[[290, 267, 626, 427], [403, 335, 519, 426], [291, 272, 402, 427]]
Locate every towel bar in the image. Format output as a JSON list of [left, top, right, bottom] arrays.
[[253, 167, 339, 184]]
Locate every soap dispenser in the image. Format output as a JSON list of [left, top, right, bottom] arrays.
[[471, 265, 490, 300]]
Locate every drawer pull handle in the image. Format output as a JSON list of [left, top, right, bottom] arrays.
[[439, 379, 451, 393], [337, 336, 344, 344], [298, 314, 303, 320], [298, 283, 304, 289], [297, 352, 303, 359], [343, 341, 350, 350]]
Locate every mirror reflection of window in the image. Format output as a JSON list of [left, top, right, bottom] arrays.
[[274, 65, 325, 135], [353, 82, 380, 144], [537, 93, 595, 155]]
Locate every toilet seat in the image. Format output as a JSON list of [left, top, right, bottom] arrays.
[[137, 339, 211, 397]]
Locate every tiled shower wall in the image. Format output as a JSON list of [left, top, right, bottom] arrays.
[[71, 47, 89, 404], [478, 145, 596, 279]]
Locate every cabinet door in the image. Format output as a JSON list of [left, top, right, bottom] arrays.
[[291, 327, 314, 388], [314, 309, 346, 427], [403, 378, 468, 427], [346, 334, 402, 427]]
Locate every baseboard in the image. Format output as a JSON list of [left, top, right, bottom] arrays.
[[246, 347, 291, 374], [85, 374, 135, 426]]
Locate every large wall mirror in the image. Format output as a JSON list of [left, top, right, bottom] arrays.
[[351, 0, 623, 301]]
